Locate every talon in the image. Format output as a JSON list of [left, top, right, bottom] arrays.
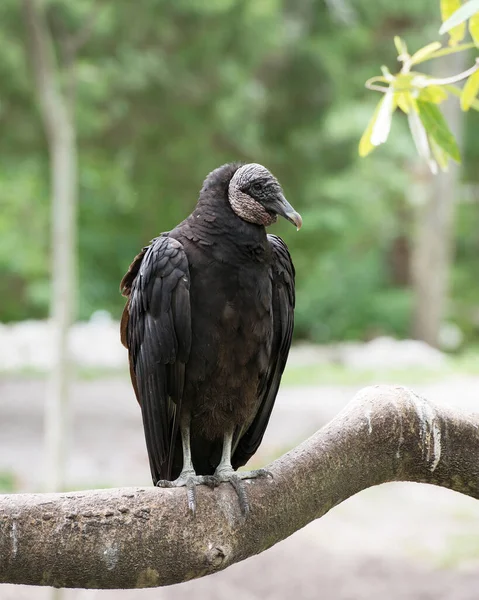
[[241, 468, 272, 480], [212, 466, 270, 515], [186, 478, 197, 515], [156, 479, 175, 488], [155, 472, 215, 515], [229, 475, 250, 516], [202, 475, 220, 489]]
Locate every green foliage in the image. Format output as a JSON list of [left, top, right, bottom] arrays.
[[361, 0, 479, 171], [360, 35, 479, 171], [440, 0, 467, 44], [439, 0, 479, 41], [0, 471, 17, 492], [1, 0, 479, 342], [295, 250, 413, 343], [461, 68, 479, 108], [282, 357, 479, 387], [416, 99, 461, 161]]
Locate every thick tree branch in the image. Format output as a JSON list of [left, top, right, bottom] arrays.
[[1, 385, 479, 589]]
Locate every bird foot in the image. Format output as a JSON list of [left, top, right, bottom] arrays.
[[156, 471, 218, 515], [213, 468, 273, 516]]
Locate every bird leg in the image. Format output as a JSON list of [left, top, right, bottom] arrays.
[[156, 412, 217, 514], [213, 429, 272, 515]]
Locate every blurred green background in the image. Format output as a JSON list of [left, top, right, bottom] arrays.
[[1, 0, 478, 344]]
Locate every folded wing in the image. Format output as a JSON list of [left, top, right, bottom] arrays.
[[120, 235, 191, 482], [232, 234, 295, 468]]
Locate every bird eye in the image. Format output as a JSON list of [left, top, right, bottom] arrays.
[[252, 182, 262, 193]]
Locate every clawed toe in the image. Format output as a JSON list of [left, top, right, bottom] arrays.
[[212, 467, 273, 516], [200, 475, 220, 489], [228, 474, 250, 515], [156, 467, 271, 516], [185, 477, 197, 514], [156, 473, 219, 515], [237, 468, 273, 480], [156, 479, 176, 488], [184, 475, 218, 514]]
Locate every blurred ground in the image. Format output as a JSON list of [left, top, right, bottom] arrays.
[[0, 319, 449, 373], [2, 373, 479, 599]]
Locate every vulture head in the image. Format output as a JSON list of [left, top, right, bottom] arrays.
[[228, 163, 302, 230]]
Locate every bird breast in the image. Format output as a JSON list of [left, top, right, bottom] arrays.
[[183, 255, 274, 438]]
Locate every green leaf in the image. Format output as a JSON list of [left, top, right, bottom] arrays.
[[370, 87, 396, 146], [445, 83, 479, 109], [394, 36, 408, 56], [461, 68, 479, 109], [418, 85, 448, 103], [420, 42, 476, 61], [359, 100, 382, 157], [430, 136, 450, 171], [396, 92, 411, 113], [359, 91, 397, 156], [416, 100, 461, 162], [469, 10, 479, 44], [407, 101, 437, 173], [440, 0, 468, 44], [392, 73, 415, 92], [410, 42, 443, 65], [439, 0, 479, 34]]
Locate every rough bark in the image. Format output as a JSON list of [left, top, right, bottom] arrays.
[[1, 385, 479, 590], [22, 0, 78, 492]]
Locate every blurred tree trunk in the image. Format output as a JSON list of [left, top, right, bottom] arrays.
[[410, 52, 465, 347], [22, 0, 78, 492]]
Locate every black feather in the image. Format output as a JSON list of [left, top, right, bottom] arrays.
[[120, 163, 296, 483], [123, 235, 191, 482]]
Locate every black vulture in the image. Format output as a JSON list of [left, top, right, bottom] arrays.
[[120, 162, 301, 514]]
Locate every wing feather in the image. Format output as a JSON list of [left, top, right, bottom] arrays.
[[121, 235, 191, 483], [232, 233, 295, 468]]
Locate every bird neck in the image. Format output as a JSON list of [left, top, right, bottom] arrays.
[[175, 192, 269, 266], [180, 162, 271, 259], [191, 197, 269, 246]]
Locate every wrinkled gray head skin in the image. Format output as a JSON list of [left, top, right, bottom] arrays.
[[228, 163, 302, 229]]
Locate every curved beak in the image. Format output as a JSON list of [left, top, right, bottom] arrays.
[[273, 193, 302, 231]]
